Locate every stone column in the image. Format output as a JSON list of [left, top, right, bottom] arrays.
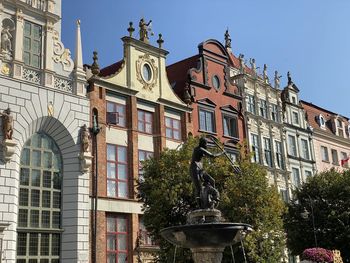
[[13, 8, 24, 79], [191, 248, 224, 263], [44, 20, 55, 88]]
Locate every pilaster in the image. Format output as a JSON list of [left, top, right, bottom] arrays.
[[128, 96, 138, 199], [13, 8, 24, 79]]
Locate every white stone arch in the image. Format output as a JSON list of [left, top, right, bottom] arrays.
[[2, 115, 89, 263]]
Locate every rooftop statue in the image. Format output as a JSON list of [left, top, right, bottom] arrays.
[[139, 18, 152, 43], [224, 29, 231, 49]]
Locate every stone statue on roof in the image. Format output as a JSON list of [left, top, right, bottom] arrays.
[[249, 58, 257, 76], [224, 29, 231, 49], [238, 54, 245, 74], [139, 18, 152, 43], [263, 64, 269, 83], [287, 71, 292, 85], [274, 70, 282, 89]]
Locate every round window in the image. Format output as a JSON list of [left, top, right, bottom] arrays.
[[142, 63, 152, 82], [212, 75, 220, 90]]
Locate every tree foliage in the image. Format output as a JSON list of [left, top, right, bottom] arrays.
[[138, 137, 286, 262], [284, 168, 350, 261]]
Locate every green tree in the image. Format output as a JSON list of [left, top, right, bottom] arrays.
[[138, 137, 286, 262], [284, 169, 350, 261]]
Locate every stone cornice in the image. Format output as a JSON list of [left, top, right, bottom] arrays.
[[313, 128, 350, 146], [122, 36, 169, 57]]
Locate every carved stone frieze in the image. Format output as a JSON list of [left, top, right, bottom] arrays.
[[1, 18, 15, 61], [54, 77, 73, 93], [136, 54, 158, 91], [23, 67, 41, 84]]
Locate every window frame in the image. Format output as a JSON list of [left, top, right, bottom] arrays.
[[247, 95, 256, 114], [275, 140, 283, 169], [321, 146, 329, 162], [137, 109, 153, 134], [106, 101, 126, 127], [300, 139, 310, 160], [106, 214, 129, 263], [251, 134, 260, 163], [292, 167, 301, 187], [198, 107, 216, 133], [292, 111, 299, 125], [138, 150, 153, 183], [271, 104, 279, 122], [23, 20, 43, 69], [259, 99, 268, 118], [222, 113, 238, 139], [165, 116, 181, 141], [138, 216, 157, 247], [331, 149, 339, 165], [288, 135, 297, 157], [106, 144, 129, 198], [263, 137, 272, 167]]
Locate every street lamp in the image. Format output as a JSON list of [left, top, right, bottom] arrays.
[[300, 196, 318, 249]]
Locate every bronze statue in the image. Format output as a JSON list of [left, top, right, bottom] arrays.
[[190, 138, 224, 209], [81, 124, 91, 152], [287, 71, 292, 85], [1, 108, 13, 140], [224, 29, 231, 49], [139, 18, 152, 43]]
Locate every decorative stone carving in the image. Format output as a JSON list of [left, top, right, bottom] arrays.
[[263, 64, 269, 83], [238, 53, 245, 74], [1, 108, 17, 162], [54, 77, 73, 93], [1, 63, 11, 76], [249, 58, 257, 76], [80, 124, 92, 173], [136, 54, 158, 91], [274, 70, 282, 89], [1, 18, 15, 61], [53, 31, 74, 72], [47, 101, 54, 117], [23, 67, 41, 84], [139, 18, 152, 43]]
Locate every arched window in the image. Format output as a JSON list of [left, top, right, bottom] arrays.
[[17, 133, 62, 263]]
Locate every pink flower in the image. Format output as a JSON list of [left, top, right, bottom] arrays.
[[302, 248, 333, 263]]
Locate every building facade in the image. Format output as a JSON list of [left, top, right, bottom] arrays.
[[86, 21, 190, 263], [167, 38, 244, 161], [301, 100, 350, 173], [0, 0, 90, 262], [237, 53, 289, 197], [281, 75, 316, 198]]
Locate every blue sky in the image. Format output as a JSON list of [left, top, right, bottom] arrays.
[[62, 0, 350, 117]]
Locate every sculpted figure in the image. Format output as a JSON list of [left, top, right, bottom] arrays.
[[274, 70, 282, 89], [1, 108, 13, 140], [139, 18, 152, 43], [190, 138, 224, 209], [287, 71, 292, 85], [1, 26, 12, 53], [263, 64, 269, 83], [238, 54, 245, 74], [81, 124, 91, 152], [224, 29, 231, 49], [249, 58, 257, 75]]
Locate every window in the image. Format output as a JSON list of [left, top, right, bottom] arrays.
[[271, 104, 279, 122], [305, 170, 312, 178], [288, 135, 297, 156], [226, 151, 238, 163], [107, 145, 128, 198], [107, 101, 126, 127], [321, 146, 329, 162], [139, 217, 156, 246], [264, 138, 272, 167], [292, 96, 296, 104], [331, 149, 338, 165], [107, 215, 128, 263], [318, 114, 326, 128], [301, 139, 310, 160], [341, 152, 348, 167], [292, 168, 301, 187], [23, 21, 42, 68], [138, 150, 153, 183], [275, 141, 283, 169], [212, 75, 220, 90], [247, 95, 255, 114], [292, 112, 299, 125], [280, 189, 288, 202], [142, 63, 152, 82], [17, 133, 62, 262], [138, 110, 153, 134], [337, 119, 344, 137], [199, 108, 215, 133], [165, 117, 181, 140], [259, 99, 267, 118], [251, 134, 260, 163], [222, 114, 238, 138]]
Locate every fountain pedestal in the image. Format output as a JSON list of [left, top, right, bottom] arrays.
[[161, 209, 252, 263]]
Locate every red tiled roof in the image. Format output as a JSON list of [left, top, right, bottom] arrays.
[[99, 60, 124, 77], [301, 100, 349, 134]]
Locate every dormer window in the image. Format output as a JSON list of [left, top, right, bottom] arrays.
[[318, 114, 326, 128], [292, 96, 296, 104], [337, 119, 344, 137]]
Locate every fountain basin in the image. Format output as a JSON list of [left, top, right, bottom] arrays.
[[161, 222, 252, 249]]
